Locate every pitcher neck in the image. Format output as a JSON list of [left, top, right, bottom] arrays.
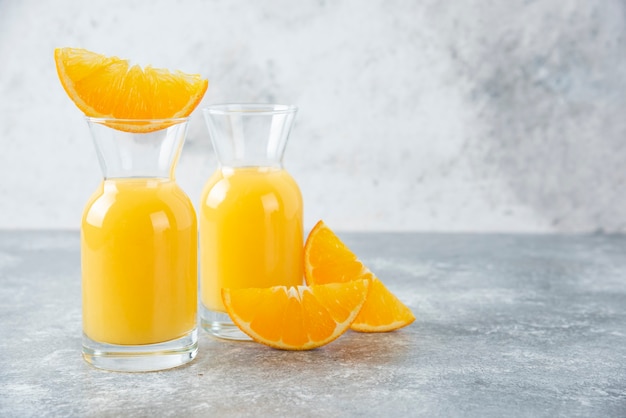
[[86, 117, 188, 179], [203, 104, 297, 168]]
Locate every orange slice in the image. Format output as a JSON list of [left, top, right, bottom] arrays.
[[222, 280, 369, 351], [54, 47, 208, 132], [304, 220, 415, 332]]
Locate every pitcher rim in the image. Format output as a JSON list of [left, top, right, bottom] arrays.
[[86, 116, 190, 124], [202, 103, 298, 116]]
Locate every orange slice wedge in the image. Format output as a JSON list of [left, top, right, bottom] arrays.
[[54, 47, 208, 132], [222, 280, 369, 350], [304, 220, 415, 332]]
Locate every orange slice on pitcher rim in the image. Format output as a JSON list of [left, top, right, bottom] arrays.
[[222, 280, 369, 351], [304, 220, 415, 332], [54, 47, 208, 132]]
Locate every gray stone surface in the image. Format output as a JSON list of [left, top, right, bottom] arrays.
[[1, 231, 625, 417]]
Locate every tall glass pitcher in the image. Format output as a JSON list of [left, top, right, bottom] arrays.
[[81, 118, 198, 371], [200, 104, 303, 340]]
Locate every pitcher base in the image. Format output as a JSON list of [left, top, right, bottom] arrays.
[[201, 305, 252, 341], [82, 328, 198, 372]]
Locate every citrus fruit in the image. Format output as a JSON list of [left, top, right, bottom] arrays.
[[54, 47, 208, 132], [222, 280, 369, 351], [304, 220, 415, 332]]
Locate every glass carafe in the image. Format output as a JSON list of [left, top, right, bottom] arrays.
[[81, 118, 198, 371], [200, 104, 303, 340]]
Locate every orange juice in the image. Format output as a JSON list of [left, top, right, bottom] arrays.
[[200, 167, 303, 312], [81, 178, 197, 345]]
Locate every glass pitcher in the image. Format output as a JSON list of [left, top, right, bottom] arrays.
[[81, 118, 198, 371], [200, 104, 303, 340]]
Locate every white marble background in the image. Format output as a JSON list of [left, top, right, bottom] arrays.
[[1, 0, 624, 232]]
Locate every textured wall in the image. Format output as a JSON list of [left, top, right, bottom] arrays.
[[1, 0, 624, 232]]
